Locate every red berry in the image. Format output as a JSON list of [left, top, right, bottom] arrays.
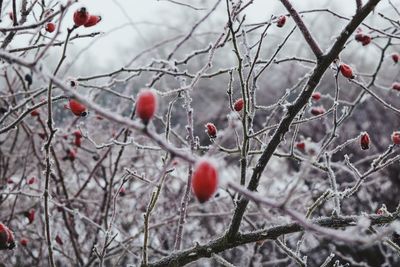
[[73, 7, 90, 27], [73, 130, 82, 139], [392, 82, 400, 91], [355, 33, 371, 46], [311, 92, 321, 101], [392, 53, 399, 63], [119, 187, 126, 197], [205, 122, 217, 138], [392, 131, 400, 145], [355, 33, 364, 42], [310, 106, 326, 116], [0, 223, 15, 250], [233, 98, 244, 112], [27, 177, 36, 185], [296, 142, 305, 150], [69, 99, 87, 117], [376, 208, 384, 215], [361, 35, 371, 46], [84, 15, 101, 27], [7, 178, 14, 184], [135, 89, 157, 124], [20, 238, 28, 247], [360, 132, 370, 150], [55, 235, 63, 246], [191, 159, 218, 203], [66, 149, 77, 161], [25, 209, 35, 224], [45, 22, 56, 33], [276, 15, 286, 27], [74, 137, 81, 147], [340, 64, 354, 79], [30, 109, 40, 116]]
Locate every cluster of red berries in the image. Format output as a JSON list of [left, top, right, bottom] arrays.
[[73, 7, 101, 28], [355, 33, 371, 46], [0, 223, 15, 250], [9, 7, 101, 33]]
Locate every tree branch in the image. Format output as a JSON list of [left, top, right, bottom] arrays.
[[279, 0, 323, 58], [147, 213, 398, 267]]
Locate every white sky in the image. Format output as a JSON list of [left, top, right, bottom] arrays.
[[3, 0, 396, 72]]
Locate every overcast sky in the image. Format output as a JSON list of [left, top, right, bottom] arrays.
[[4, 0, 395, 72]]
